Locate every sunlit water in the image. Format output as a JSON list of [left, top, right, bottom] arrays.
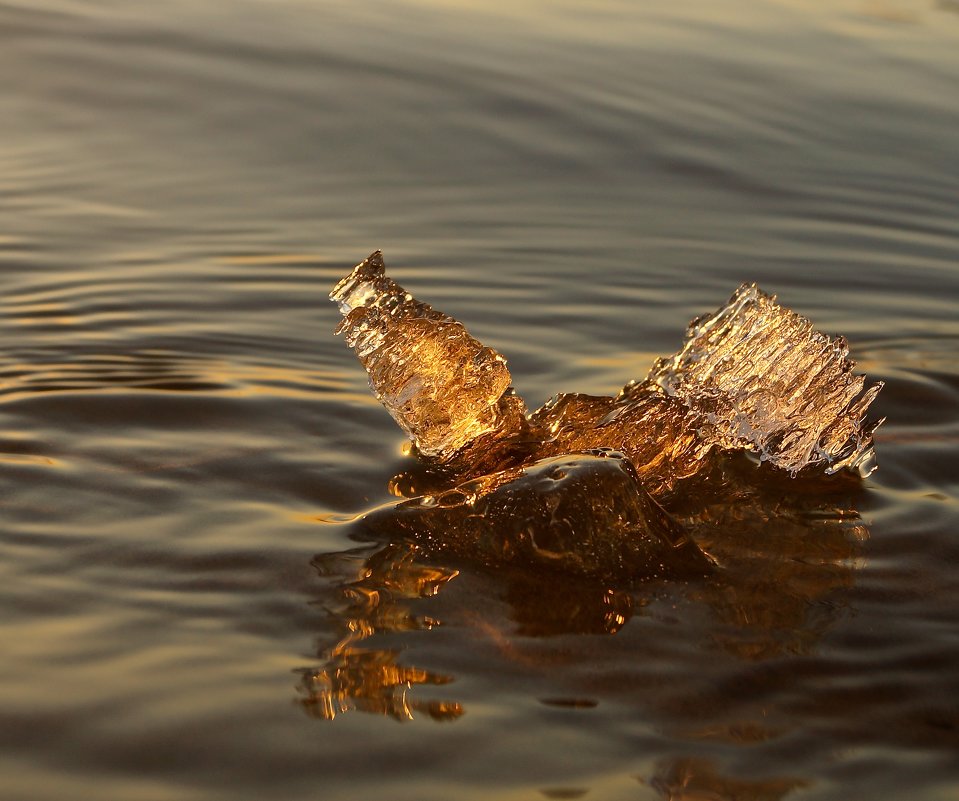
[[2, 1, 958, 799]]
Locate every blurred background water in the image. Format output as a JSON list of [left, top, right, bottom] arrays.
[[1, 1, 958, 799]]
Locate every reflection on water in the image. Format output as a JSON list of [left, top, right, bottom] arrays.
[[297, 544, 463, 721], [683, 464, 868, 663], [304, 456, 867, 727]]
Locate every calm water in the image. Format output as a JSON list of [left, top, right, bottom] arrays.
[[2, 1, 958, 799]]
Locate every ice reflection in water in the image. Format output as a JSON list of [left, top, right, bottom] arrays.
[[301, 458, 867, 724], [297, 545, 463, 722]]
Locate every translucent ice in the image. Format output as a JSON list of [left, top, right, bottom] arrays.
[[529, 286, 883, 491], [645, 283, 883, 476], [529, 390, 709, 498], [331, 251, 529, 468], [330, 252, 881, 490]]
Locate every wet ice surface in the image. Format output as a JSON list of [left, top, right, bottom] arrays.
[[360, 451, 714, 583], [331, 252, 529, 465], [331, 252, 882, 570], [333, 253, 880, 500]]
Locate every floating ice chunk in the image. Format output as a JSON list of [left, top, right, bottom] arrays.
[[359, 451, 714, 582], [331, 253, 882, 486], [331, 251, 529, 465], [645, 283, 883, 476], [330, 254, 884, 587]]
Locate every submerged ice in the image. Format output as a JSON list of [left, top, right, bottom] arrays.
[[360, 450, 714, 582], [331, 251, 882, 580]]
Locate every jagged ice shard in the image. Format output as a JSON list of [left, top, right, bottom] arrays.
[[645, 283, 882, 475], [331, 251, 529, 470]]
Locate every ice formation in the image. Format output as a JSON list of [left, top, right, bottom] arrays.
[[330, 251, 882, 580], [331, 251, 528, 469], [332, 251, 881, 483], [645, 283, 882, 475]]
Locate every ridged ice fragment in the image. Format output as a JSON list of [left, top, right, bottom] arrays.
[[645, 283, 883, 475], [331, 251, 529, 466]]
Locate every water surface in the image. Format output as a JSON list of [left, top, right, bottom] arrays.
[[2, 1, 958, 799]]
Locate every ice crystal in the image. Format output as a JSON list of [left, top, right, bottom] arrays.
[[331, 251, 528, 465], [646, 283, 882, 475]]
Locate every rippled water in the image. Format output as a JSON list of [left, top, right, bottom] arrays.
[[2, 1, 958, 799]]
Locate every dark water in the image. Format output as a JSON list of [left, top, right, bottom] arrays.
[[2, 0, 958, 798]]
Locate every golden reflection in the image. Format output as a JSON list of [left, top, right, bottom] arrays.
[[296, 544, 463, 722], [298, 648, 462, 722], [501, 575, 634, 637], [679, 460, 868, 662], [8, 301, 78, 327], [0, 452, 59, 467]]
